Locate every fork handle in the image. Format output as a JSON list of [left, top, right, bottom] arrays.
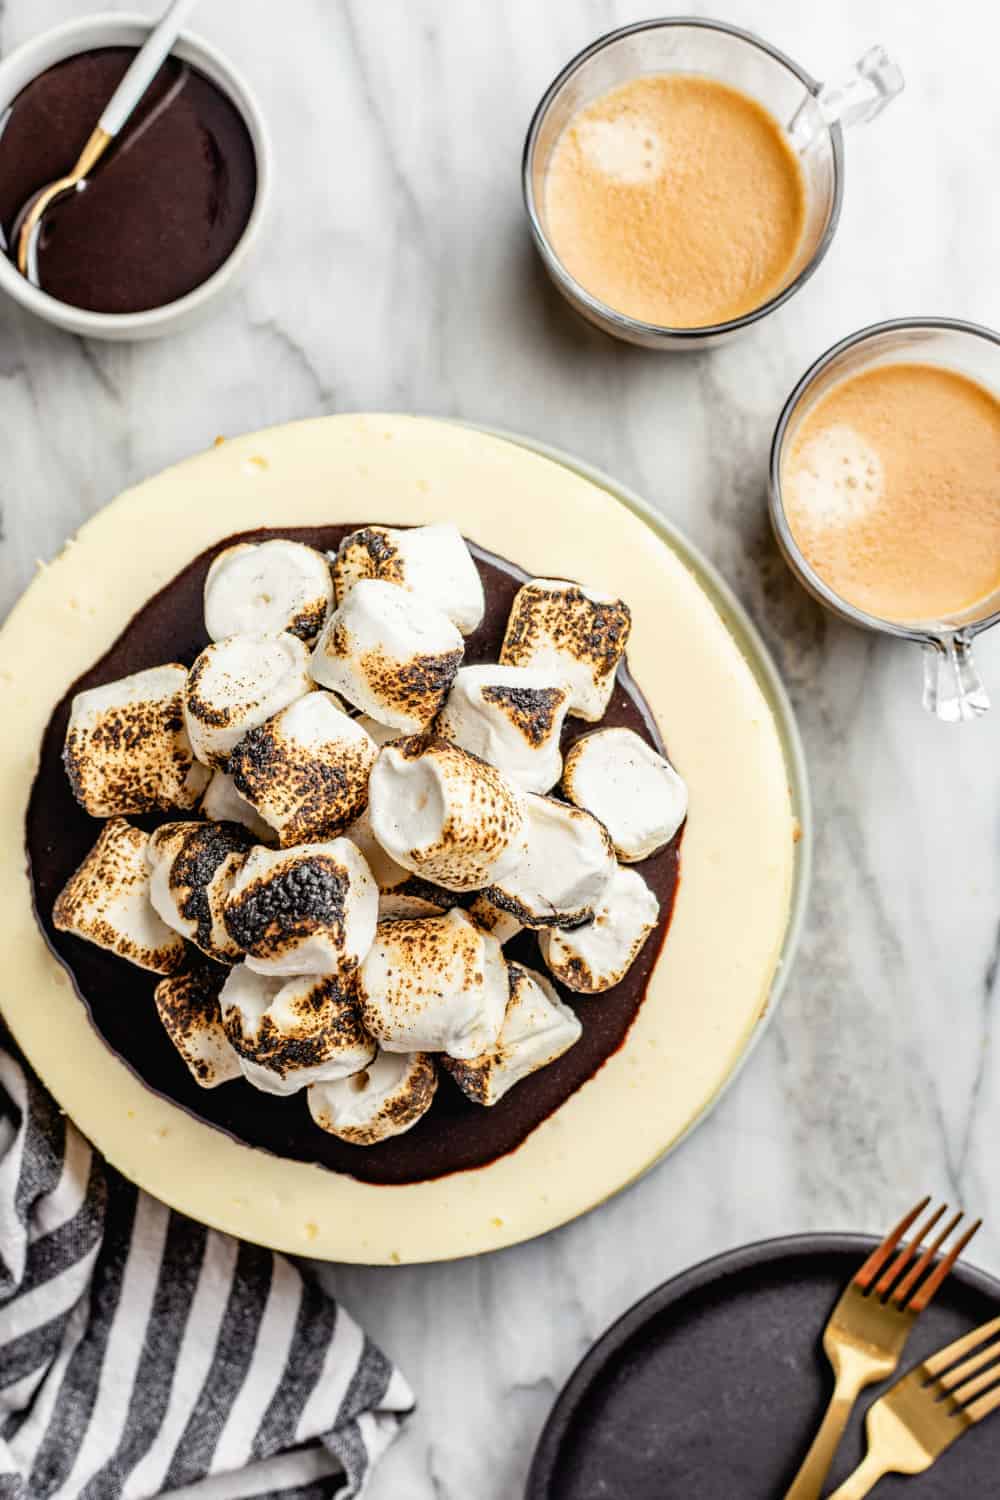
[[825, 1451, 893, 1499], [783, 1368, 870, 1500]]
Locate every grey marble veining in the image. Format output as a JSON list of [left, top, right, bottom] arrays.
[[1, 2, 998, 1496]]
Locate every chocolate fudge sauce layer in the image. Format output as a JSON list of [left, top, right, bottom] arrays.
[[27, 528, 682, 1186], [0, 49, 256, 314]]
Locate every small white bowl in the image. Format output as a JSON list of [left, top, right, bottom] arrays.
[[0, 11, 272, 340]]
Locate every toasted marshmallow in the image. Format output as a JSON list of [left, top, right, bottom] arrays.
[[219, 964, 375, 1095], [356, 715, 401, 747], [443, 963, 581, 1106], [183, 633, 312, 769], [332, 522, 484, 634], [53, 818, 185, 974], [562, 727, 687, 861], [228, 692, 378, 847], [308, 1050, 437, 1145], [223, 838, 377, 976], [500, 579, 632, 721], [539, 864, 660, 992], [200, 770, 277, 844], [368, 737, 525, 892], [344, 807, 452, 920], [468, 892, 524, 946], [486, 792, 616, 928], [147, 820, 254, 963], [436, 665, 571, 793], [358, 908, 508, 1059], [310, 579, 463, 733], [204, 539, 333, 644], [154, 961, 242, 1088], [63, 664, 209, 818]]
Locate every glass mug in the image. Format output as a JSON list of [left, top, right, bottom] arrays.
[[522, 17, 903, 349], [769, 318, 1000, 723]]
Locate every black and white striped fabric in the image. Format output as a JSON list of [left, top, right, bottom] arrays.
[[0, 1033, 413, 1499]]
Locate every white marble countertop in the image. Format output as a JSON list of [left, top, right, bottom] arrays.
[[1, 2, 999, 1496]]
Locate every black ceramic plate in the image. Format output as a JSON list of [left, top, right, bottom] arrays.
[[527, 1234, 1000, 1499]]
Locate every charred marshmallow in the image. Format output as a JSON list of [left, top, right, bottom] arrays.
[[436, 665, 570, 793], [468, 892, 524, 946], [183, 633, 312, 769], [228, 692, 377, 847], [367, 736, 525, 892], [332, 522, 484, 634], [308, 1050, 438, 1145], [154, 961, 242, 1088], [539, 864, 659, 993], [53, 818, 185, 974], [562, 727, 687, 861], [486, 792, 616, 929], [219, 965, 375, 1096], [310, 579, 463, 733], [443, 963, 581, 1106], [223, 838, 377, 977], [63, 664, 209, 817], [147, 820, 254, 964], [357, 908, 508, 1060], [500, 579, 632, 721], [204, 539, 333, 644], [200, 770, 276, 844]]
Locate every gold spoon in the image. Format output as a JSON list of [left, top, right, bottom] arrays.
[[16, 0, 201, 280]]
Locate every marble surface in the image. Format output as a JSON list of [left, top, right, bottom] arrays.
[[1, 1, 999, 1496]]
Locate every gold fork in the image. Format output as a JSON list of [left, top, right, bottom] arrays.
[[784, 1199, 981, 1500], [827, 1314, 1000, 1497]]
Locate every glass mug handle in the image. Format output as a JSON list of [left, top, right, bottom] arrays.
[[921, 633, 991, 723], [789, 46, 905, 147]]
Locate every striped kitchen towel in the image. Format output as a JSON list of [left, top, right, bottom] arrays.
[[0, 1033, 413, 1499]]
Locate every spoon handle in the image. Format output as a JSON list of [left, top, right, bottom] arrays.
[[98, 0, 202, 137]]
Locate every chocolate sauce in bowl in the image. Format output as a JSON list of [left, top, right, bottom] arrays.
[[26, 528, 682, 1185], [0, 48, 256, 314]]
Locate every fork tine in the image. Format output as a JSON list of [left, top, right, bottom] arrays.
[[854, 1197, 931, 1290], [874, 1203, 948, 1299], [968, 1383, 1000, 1424], [950, 1358, 1000, 1407], [891, 1209, 962, 1306], [907, 1218, 983, 1314], [923, 1315, 1000, 1377], [936, 1332, 1000, 1393]]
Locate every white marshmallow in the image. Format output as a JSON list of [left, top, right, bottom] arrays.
[[64, 664, 209, 817], [468, 892, 524, 946], [539, 864, 660, 992], [367, 736, 526, 892], [204, 539, 333, 643], [228, 692, 378, 847], [562, 727, 687, 861], [443, 962, 581, 1106], [200, 770, 277, 844], [486, 792, 616, 928], [310, 579, 463, 733], [436, 665, 571, 793], [219, 965, 375, 1096], [344, 807, 452, 920], [308, 1050, 438, 1145], [53, 818, 185, 975], [183, 632, 312, 769], [357, 908, 508, 1060], [356, 715, 401, 747], [223, 838, 377, 976], [500, 578, 632, 721], [147, 820, 254, 964], [154, 962, 242, 1088], [332, 522, 485, 634]]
